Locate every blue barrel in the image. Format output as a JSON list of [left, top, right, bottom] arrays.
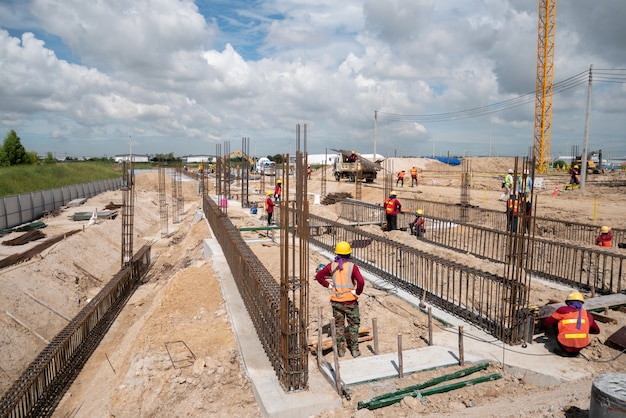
[[590, 372, 626, 418]]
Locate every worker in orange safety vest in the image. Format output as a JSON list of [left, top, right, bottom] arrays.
[[384, 191, 402, 231], [314, 241, 365, 358], [596, 225, 613, 247], [544, 291, 599, 357], [410, 166, 418, 187]]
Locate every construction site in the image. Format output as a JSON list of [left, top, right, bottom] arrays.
[[1, 133, 626, 417]]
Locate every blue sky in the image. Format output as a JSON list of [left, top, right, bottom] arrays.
[[1, 0, 625, 160]]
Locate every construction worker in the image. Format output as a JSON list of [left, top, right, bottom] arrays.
[[307, 166, 312, 180], [384, 191, 402, 231], [543, 291, 600, 357], [396, 170, 405, 187], [315, 241, 365, 358], [410, 166, 418, 187], [274, 179, 282, 203], [517, 169, 533, 200], [409, 209, 426, 237], [264, 191, 275, 226], [596, 225, 613, 247], [499, 169, 514, 201], [506, 194, 518, 232], [347, 151, 358, 162], [570, 165, 580, 185]]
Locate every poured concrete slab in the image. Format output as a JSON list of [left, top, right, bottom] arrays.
[[322, 346, 486, 386]]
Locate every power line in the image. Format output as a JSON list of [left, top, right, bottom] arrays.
[[377, 68, 626, 124]]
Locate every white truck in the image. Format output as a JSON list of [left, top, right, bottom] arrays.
[[332, 149, 379, 183]]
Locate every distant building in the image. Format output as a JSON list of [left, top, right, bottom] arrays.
[[183, 155, 215, 164], [114, 154, 150, 163]]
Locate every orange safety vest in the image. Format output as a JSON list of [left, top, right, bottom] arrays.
[[507, 198, 518, 216], [384, 198, 399, 215], [552, 309, 591, 349], [397, 171, 405, 179], [265, 197, 274, 213], [410, 167, 417, 177], [330, 262, 357, 303], [274, 185, 282, 196]]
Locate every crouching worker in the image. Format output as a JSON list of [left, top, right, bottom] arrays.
[[544, 291, 600, 357], [409, 209, 426, 237], [596, 225, 613, 247], [314, 241, 365, 358]]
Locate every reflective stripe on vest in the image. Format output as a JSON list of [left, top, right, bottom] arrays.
[[330, 261, 356, 303], [552, 309, 590, 349]]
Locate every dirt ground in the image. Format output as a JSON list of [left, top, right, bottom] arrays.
[[1, 158, 625, 417]]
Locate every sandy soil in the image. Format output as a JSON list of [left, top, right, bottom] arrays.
[[1, 159, 625, 418]]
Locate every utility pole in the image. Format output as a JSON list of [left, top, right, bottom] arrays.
[[373, 110, 378, 159], [580, 65, 593, 189]]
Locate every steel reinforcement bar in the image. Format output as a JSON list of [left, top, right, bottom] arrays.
[[339, 198, 626, 245], [307, 212, 530, 345], [0, 244, 152, 418], [339, 199, 626, 294], [202, 195, 294, 389]]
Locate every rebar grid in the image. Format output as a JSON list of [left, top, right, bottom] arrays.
[[202, 195, 285, 385], [121, 160, 134, 267], [158, 164, 168, 237], [0, 245, 152, 418], [305, 212, 529, 344], [338, 199, 626, 294]]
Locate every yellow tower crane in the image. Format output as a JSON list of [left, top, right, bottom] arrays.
[[533, 0, 556, 174]]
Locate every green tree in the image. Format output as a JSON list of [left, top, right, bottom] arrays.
[[44, 152, 56, 164], [2, 130, 28, 165]]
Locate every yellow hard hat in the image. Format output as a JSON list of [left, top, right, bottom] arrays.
[[351, 150, 355, 153], [566, 291, 584, 303], [390, 191, 397, 196], [266, 190, 273, 195], [574, 165, 579, 169], [601, 225, 610, 233], [335, 241, 351, 255], [416, 209, 424, 215], [277, 179, 282, 183]]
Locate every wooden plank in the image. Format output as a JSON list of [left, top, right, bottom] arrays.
[[590, 312, 618, 324], [537, 293, 626, 319]]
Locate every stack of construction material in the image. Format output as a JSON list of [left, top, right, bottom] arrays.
[[2, 230, 47, 246]]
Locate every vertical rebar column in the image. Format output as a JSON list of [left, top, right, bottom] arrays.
[[321, 148, 327, 197], [355, 162, 362, 200], [215, 144, 222, 197], [171, 163, 180, 224], [241, 137, 250, 208], [158, 162, 168, 238], [222, 142, 231, 216], [460, 158, 471, 223], [121, 160, 134, 267], [176, 162, 184, 215]]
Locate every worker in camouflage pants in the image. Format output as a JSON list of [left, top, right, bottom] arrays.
[[315, 241, 365, 358]]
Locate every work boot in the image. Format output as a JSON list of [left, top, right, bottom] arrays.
[[351, 349, 361, 358], [337, 347, 346, 357]]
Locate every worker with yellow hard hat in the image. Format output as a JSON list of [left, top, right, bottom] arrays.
[[273, 179, 282, 203], [383, 191, 402, 231], [264, 190, 275, 226], [596, 225, 612, 247], [409, 209, 426, 237], [544, 290, 600, 357], [314, 241, 365, 358]]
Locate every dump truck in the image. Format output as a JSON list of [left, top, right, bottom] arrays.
[[332, 149, 380, 183]]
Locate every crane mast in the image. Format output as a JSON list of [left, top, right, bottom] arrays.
[[533, 0, 556, 174]]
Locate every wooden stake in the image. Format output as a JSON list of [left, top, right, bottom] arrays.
[[397, 333, 404, 378], [458, 326, 464, 366], [428, 307, 433, 346], [330, 318, 342, 396], [373, 318, 379, 355]]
